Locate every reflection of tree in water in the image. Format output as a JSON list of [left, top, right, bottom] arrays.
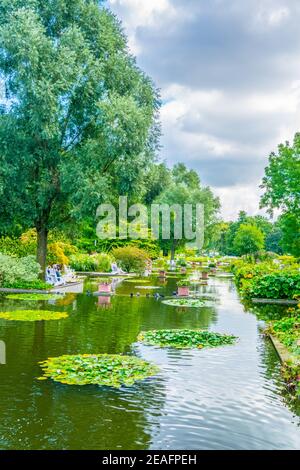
[[244, 302, 294, 322], [0, 301, 166, 449], [34, 377, 166, 450]]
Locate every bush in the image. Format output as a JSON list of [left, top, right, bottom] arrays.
[[69, 252, 113, 272], [247, 272, 300, 300], [69, 254, 97, 272], [112, 246, 149, 274], [0, 254, 41, 287], [93, 253, 113, 272], [47, 241, 78, 266]]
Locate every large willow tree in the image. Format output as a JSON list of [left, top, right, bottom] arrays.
[[0, 0, 160, 275]]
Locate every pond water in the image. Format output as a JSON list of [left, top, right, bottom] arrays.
[[0, 275, 299, 450]]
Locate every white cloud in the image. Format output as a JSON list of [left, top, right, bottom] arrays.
[[108, 0, 178, 53], [107, 0, 300, 220]]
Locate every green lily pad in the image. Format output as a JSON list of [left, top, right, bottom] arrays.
[[0, 310, 68, 321], [162, 298, 206, 308], [138, 329, 238, 350], [38, 354, 159, 388]]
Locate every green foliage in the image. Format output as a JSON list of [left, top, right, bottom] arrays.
[[0, 0, 160, 272], [5, 294, 62, 301], [177, 278, 193, 287], [162, 298, 206, 308], [261, 134, 300, 256], [0, 254, 40, 287], [112, 246, 149, 274], [0, 310, 68, 321], [0, 236, 35, 257], [261, 134, 300, 217], [70, 252, 113, 272], [233, 223, 265, 256], [38, 354, 159, 387], [267, 314, 300, 354], [154, 163, 220, 257], [138, 329, 237, 349], [3, 279, 49, 290], [248, 272, 300, 300]]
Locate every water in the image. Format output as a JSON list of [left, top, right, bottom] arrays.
[[0, 276, 299, 450]]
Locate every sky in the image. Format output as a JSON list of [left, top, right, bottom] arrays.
[[106, 0, 300, 220]]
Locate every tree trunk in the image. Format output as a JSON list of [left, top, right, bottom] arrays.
[[170, 240, 176, 261], [36, 226, 48, 280]]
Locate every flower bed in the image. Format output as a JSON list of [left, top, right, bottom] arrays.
[[38, 354, 159, 388], [0, 310, 68, 321], [138, 329, 237, 349]]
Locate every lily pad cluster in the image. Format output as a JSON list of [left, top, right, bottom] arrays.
[[38, 354, 159, 388], [162, 298, 206, 308], [0, 310, 68, 321], [5, 294, 62, 301], [138, 329, 238, 350], [124, 279, 150, 284]]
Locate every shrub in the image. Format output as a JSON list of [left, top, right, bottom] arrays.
[[112, 246, 149, 274], [47, 241, 78, 266], [69, 252, 113, 272], [248, 272, 300, 300], [93, 253, 113, 272], [0, 254, 41, 287], [69, 254, 97, 272]]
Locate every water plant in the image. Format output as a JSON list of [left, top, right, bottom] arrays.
[[0, 310, 68, 321], [138, 329, 237, 349], [162, 298, 206, 308], [5, 294, 63, 301], [38, 354, 159, 388]]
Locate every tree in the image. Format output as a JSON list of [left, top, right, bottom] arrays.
[[233, 224, 265, 256], [155, 164, 220, 259], [260, 133, 300, 256], [277, 213, 300, 257], [261, 134, 300, 217], [0, 1, 160, 276]]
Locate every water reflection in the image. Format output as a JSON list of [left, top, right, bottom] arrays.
[[0, 275, 299, 449]]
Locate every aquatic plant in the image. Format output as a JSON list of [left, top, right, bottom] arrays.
[[5, 294, 63, 301], [124, 279, 150, 284], [0, 310, 68, 321], [138, 329, 237, 349], [162, 298, 206, 308], [38, 354, 159, 387]]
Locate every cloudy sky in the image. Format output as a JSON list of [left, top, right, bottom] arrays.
[[107, 0, 300, 220]]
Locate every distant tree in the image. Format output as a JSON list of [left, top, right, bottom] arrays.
[[155, 164, 220, 259], [265, 226, 283, 254], [0, 1, 160, 276], [233, 224, 265, 256]]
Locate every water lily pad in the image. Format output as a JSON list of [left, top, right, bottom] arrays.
[[124, 279, 150, 284], [138, 329, 238, 350], [162, 298, 206, 308], [38, 354, 159, 388], [0, 310, 68, 321], [5, 294, 63, 301], [135, 286, 161, 290]]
